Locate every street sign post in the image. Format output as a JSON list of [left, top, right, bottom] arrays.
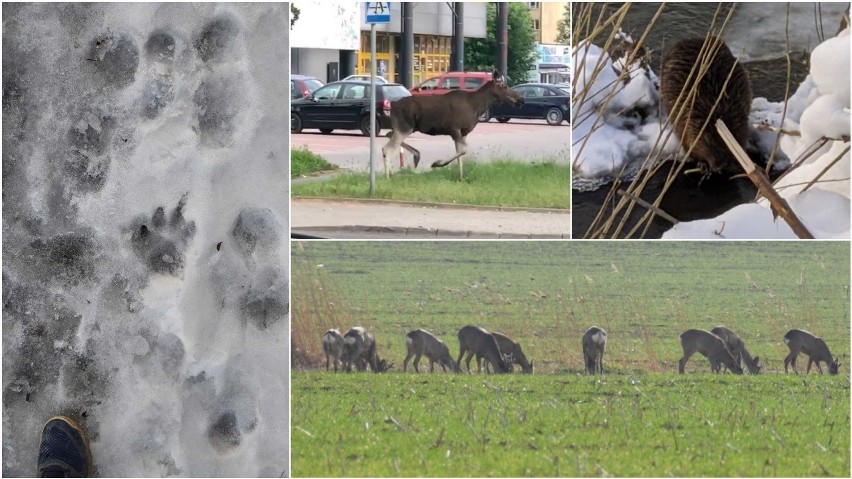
[[366, 2, 391, 196]]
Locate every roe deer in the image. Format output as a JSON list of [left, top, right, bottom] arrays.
[[456, 325, 509, 374], [481, 332, 533, 374], [342, 327, 379, 373], [404, 329, 456, 373], [783, 329, 841, 375], [678, 329, 743, 374], [711, 326, 761, 374], [582, 326, 607, 374], [322, 329, 345, 372]]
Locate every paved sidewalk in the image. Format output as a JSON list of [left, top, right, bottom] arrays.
[[291, 198, 571, 239]]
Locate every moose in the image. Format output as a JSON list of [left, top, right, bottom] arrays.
[[382, 70, 524, 179], [480, 332, 533, 374], [582, 326, 607, 375], [456, 325, 510, 374], [341, 326, 392, 373], [403, 329, 456, 373], [710, 326, 761, 374], [678, 329, 743, 374], [322, 328, 345, 372], [783, 329, 841, 375]]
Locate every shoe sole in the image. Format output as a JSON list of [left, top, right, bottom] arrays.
[[42, 415, 93, 477]]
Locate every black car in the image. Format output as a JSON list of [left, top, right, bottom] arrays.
[[291, 81, 412, 136], [291, 74, 324, 100], [480, 83, 570, 125]]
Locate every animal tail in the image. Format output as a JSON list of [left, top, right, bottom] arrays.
[[322, 332, 335, 344]]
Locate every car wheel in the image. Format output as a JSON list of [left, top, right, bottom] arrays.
[[319, 128, 334, 135], [496, 117, 510, 123], [478, 110, 491, 122], [291, 113, 303, 134], [546, 107, 564, 125], [360, 115, 377, 136]]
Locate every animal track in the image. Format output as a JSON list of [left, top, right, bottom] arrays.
[[130, 195, 196, 275], [232, 207, 284, 259], [65, 111, 115, 192], [89, 31, 139, 87], [142, 30, 176, 119], [195, 14, 240, 64], [194, 73, 242, 147]]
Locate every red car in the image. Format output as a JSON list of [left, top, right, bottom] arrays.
[[409, 71, 494, 95]]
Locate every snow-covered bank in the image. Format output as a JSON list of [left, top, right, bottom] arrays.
[[3, 3, 289, 476], [573, 17, 850, 239]]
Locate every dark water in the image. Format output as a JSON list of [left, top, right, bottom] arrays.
[[571, 2, 837, 237]]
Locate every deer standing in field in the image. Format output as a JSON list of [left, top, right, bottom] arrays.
[[711, 326, 761, 374], [341, 326, 380, 373], [456, 325, 510, 374], [678, 329, 743, 374], [403, 329, 456, 373], [382, 70, 524, 179], [480, 332, 533, 374], [582, 326, 607, 374], [783, 329, 841, 375], [322, 329, 345, 372]]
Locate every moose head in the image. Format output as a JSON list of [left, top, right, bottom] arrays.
[[486, 70, 523, 107]]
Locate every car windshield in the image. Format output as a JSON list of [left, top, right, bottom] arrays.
[[304, 79, 324, 92], [381, 85, 412, 100], [557, 87, 570, 95]]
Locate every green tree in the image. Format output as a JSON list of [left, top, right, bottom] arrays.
[[556, 3, 569, 44], [464, 3, 537, 85], [291, 3, 300, 28]]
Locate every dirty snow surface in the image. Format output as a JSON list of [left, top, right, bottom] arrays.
[[2, 3, 289, 476]]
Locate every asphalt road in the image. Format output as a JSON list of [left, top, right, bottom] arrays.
[[292, 119, 570, 173]]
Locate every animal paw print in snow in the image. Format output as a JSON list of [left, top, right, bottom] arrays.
[[130, 195, 196, 275]]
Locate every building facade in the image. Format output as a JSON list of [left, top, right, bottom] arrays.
[[291, 2, 487, 85], [527, 1, 569, 45]]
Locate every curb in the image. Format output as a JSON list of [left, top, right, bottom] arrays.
[[291, 196, 570, 214], [292, 226, 569, 239]]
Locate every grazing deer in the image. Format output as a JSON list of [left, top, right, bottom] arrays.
[[678, 329, 743, 374], [456, 325, 510, 374], [711, 326, 761, 374], [403, 329, 456, 373], [481, 332, 533, 374], [322, 329, 345, 372], [783, 329, 841, 375], [382, 70, 524, 179], [341, 326, 380, 373], [582, 326, 607, 375]]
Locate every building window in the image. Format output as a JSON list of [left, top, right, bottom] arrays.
[[528, 2, 539, 9], [533, 19, 540, 30]]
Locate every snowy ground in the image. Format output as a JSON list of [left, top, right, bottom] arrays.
[[572, 4, 850, 239], [2, 3, 289, 476]]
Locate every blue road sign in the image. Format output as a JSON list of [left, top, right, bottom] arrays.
[[366, 2, 391, 24]]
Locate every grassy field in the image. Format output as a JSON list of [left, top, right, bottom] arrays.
[[292, 147, 338, 177], [290, 160, 570, 208], [291, 241, 850, 476], [292, 373, 849, 477]]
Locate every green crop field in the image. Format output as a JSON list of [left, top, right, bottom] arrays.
[[291, 241, 851, 477]]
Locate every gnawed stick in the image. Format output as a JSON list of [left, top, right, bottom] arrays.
[[616, 189, 680, 225], [716, 119, 814, 239]]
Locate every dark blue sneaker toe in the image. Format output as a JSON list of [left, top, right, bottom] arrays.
[[37, 416, 92, 478]]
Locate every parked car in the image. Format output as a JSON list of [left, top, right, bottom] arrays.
[[291, 81, 412, 136], [410, 71, 494, 95], [342, 74, 389, 84], [480, 83, 570, 125], [291, 74, 324, 100]]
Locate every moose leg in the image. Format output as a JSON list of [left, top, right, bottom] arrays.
[[463, 351, 474, 373], [403, 350, 414, 373], [784, 352, 796, 374], [430, 130, 468, 173], [400, 141, 421, 168], [456, 346, 467, 373], [382, 129, 410, 178], [325, 352, 330, 371]]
